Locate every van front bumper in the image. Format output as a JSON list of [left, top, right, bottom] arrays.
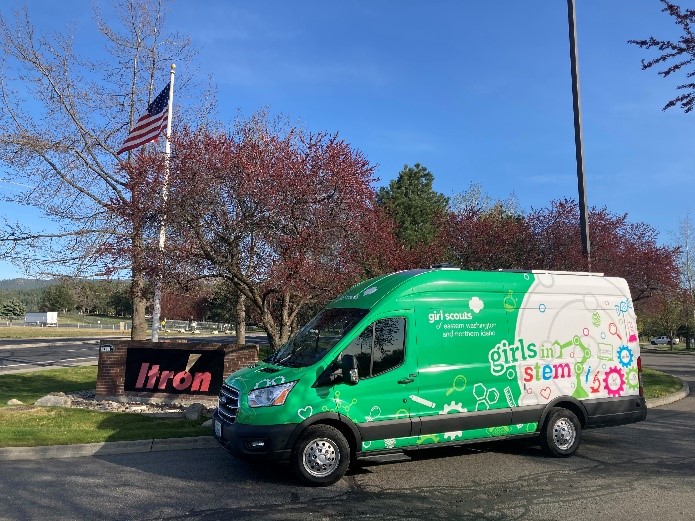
[[212, 410, 296, 462]]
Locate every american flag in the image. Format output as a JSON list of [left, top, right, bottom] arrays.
[[117, 83, 170, 155]]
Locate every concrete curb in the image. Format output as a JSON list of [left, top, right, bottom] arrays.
[[646, 380, 691, 408], [0, 436, 216, 461]]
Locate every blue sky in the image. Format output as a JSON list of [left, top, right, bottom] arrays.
[[1, 0, 693, 279]]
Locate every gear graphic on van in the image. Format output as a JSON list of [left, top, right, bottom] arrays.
[[625, 367, 639, 391], [439, 401, 466, 440], [616, 345, 634, 369], [603, 366, 626, 397], [441, 401, 466, 414]]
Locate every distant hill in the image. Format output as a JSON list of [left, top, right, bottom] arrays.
[[0, 278, 57, 291]]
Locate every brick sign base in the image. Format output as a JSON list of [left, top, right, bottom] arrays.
[[96, 340, 259, 405]]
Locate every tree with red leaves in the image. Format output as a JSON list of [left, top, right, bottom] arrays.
[[527, 199, 680, 304], [442, 196, 679, 312], [444, 205, 536, 271], [165, 113, 399, 349]]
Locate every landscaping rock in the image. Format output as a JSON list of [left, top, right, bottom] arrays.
[[202, 419, 213, 428], [43, 390, 216, 417], [35, 392, 72, 408], [185, 402, 204, 420], [7, 399, 24, 406]]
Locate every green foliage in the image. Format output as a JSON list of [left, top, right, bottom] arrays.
[[376, 163, 449, 249], [0, 286, 44, 312], [203, 281, 238, 324], [0, 299, 26, 321], [640, 296, 689, 347], [40, 283, 75, 313], [109, 285, 132, 316], [0, 278, 131, 316]]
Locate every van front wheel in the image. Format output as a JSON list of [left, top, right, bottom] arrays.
[[540, 407, 581, 457], [292, 424, 350, 486]]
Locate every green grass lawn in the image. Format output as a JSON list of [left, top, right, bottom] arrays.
[[641, 367, 684, 398], [0, 366, 99, 405], [0, 364, 684, 448], [60, 314, 127, 326], [0, 366, 209, 448], [0, 408, 210, 447]]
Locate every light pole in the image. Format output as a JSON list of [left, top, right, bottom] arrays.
[[567, 0, 591, 266]]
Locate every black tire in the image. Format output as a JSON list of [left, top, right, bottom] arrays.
[[292, 424, 350, 486], [540, 407, 581, 457]]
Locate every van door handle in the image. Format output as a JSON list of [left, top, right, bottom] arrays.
[[398, 375, 416, 384]]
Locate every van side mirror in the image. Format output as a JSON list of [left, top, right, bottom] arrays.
[[314, 360, 340, 387], [342, 354, 359, 385]]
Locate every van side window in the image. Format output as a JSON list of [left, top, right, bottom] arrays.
[[342, 317, 406, 378]]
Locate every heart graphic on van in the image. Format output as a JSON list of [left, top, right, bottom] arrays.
[[540, 387, 552, 400], [298, 406, 313, 419]]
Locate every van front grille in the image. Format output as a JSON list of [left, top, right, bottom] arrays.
[[218, 384, 240, 423]]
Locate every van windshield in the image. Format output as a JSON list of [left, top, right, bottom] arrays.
[[266, 308, 368, 368]]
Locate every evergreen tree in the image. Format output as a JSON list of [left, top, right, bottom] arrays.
[[376, 163, 449, 249], [1, 299, 26, 322], [40, 284, 75, 313], [109, 286, 133, 317]]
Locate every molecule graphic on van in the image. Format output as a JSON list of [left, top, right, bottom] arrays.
[[473, 383, 500, 411]]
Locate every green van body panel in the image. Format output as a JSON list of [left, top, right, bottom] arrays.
[[213, 268, 647, 462]]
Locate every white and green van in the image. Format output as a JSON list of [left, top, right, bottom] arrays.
[[213, 268, 647, 485]]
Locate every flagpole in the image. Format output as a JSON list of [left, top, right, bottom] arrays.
[[151, 63, 176, 342]]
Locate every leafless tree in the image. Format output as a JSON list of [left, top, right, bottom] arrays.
[[0, 0, 209, 338], [629, 0, 695, 112]]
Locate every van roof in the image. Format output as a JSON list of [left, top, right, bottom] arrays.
[[328, 267, 620, 310]]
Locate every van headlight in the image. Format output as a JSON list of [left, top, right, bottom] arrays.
[[247, 381, 297, 408]]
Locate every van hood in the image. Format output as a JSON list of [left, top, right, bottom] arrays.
[[224, 362, 308, 394]]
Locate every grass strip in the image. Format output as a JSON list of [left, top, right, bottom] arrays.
[[641, 367, 683, 398], [0, 408, 210, 447], [0, 328, 128, 339]]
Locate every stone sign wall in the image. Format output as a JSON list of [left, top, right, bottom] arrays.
[[96, 340, 259, 404]]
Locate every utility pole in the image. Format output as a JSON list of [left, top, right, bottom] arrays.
[[567, 0, 591, 267]]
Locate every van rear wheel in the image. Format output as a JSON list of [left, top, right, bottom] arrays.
[[540, 407, 581, 457], [292, 424, 350, 486]]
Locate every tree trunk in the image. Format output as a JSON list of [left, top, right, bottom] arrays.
[[130, 225, 148, 340], [235, 293, 246, 345], [279, 291, 293, 346]]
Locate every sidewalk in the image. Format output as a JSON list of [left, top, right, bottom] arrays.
[[0, 381, 689, 462]]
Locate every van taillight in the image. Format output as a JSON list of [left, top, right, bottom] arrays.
[[637, 356, 644, 397]]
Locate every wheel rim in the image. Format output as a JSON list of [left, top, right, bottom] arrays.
[[302, 437, 340, 478], [552, 418, 576, 450]]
